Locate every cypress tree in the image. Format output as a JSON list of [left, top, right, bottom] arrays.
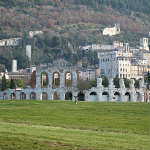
[[1, 74, 7, 91], [10, 79, 16, 89], [102, 76, 109, 87]]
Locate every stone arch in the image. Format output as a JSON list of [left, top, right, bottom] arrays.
[[42, 92, 48, 100], [90, 92, 97, 95], [10, 93, 16, 100], [41, 72, 49, 88], [102, 91, 109, 101], [30, 92, 36, 100], [125, 92, 131, 102], [53, 91, 60, 100], [89, 92, 97, 101], [136, 92, 141, 102], [20, 92, 26, 100], [3, 93, 8, 100], [77, 92, 85, 101], [52, 72, 60, 89], [65, 92, 73, 100], [114, 92, 120, 101], [65, 72, 72, 87]]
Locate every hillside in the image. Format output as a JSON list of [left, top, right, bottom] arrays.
[[0, 0, 150, 70]]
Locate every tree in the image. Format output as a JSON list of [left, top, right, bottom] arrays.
[[124, 78, 130, 88], [15, 79, 25, 88], [10, 79, 16, 89], [144, 72, 150, 89], [77, 79, 96, 91], [102, 76, 109, 87], [134, 79, 139, 88], [113, 75, 120, 88], [1, 74, 7, 91]]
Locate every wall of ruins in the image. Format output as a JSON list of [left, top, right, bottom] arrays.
[[0, 68, 149, 102]]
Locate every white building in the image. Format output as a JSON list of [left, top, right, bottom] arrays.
[[80, 41, 123, 52], [77, 69, 97, 81], [98, 38, 150, 79], [29, 31, 43, 38], [12, 60, 17, 73], [103, 24, 120, 36], [0, 38, 21, 47], [140, 38, 149, 51]]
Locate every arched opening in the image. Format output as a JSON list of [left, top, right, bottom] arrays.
[[30, 92, 36, 100], [42, 92, 48, 100], [90, 92, 97, 95], [65, 92, 72, 100], [41, 72, 49, 88], [77, 92, 85, 101], [102, 91, 109, 101], [89, 92, 97, 101], [136, 92, 141, 102], [125, 92, 130, 102], [53, 92, 60, 100], [3, 93, 8, 100], [10, 93, 16, 100], [52, 72, 60, 89], [65, 72, 72, 87], [114, 92, 120, 101], [20, 92, 26, 100], [30, 71, 36, 88]]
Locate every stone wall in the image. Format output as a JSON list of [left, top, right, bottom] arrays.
[[0, 67, 149, 102]]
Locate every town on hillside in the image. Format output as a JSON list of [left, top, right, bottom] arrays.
[[0, 28, 150, 102]]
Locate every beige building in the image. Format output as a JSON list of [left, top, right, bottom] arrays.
[[98, 38, 150, 79]]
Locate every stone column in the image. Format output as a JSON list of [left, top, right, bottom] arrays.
[[119, 78, 125, 102], [108, 78, 114, 101], [96, 78, 103, 101], [15, 91, 20, 100], [60, 72, 65, 88], [25, 91, 30, 100], [139, 78, 145, 102], [72, 91, 78, 101], [36, 90, 41, 100], [60, 89, 65, 100], [48, 72, 53, 89], [130, 79, 136, 102], [36, 70, 41, 89], [7, 92, 11, 100], [72, 71, 78, 88]]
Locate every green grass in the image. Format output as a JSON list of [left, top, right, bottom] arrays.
[[0, 100, 149, 150]]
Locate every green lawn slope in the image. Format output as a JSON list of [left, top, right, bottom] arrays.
[[0, 100, 149, 150]]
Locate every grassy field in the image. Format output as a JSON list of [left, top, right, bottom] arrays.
[[0, 100, 149, 150]]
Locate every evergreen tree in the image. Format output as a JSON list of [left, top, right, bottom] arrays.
[[145, 72, 150, 89], [113, 75, 120, 88], [102, 76, 109, 87], [124, 78, 130, 88], [10, 79, 16, 89], [1, 74, 7, 91], [134, 79, 139, 88]]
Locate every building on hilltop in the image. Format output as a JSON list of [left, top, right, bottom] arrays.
[[103, 24, 120, 36], [0, 38, 22, 47], [140, 38, 149, 51]]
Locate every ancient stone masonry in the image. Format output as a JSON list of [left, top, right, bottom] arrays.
[[0, 67, 149, 102]]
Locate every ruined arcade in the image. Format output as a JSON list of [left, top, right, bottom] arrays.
[[0, 66, 149, 102]]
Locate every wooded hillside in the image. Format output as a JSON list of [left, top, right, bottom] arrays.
[[0, 0, 149, 70]]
